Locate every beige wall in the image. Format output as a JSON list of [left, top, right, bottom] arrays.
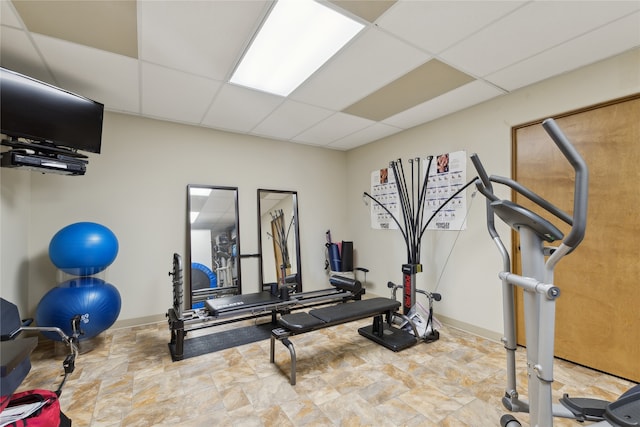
[[1, 167, 30, 310], [1, 48, 638, 338], [2, 113, 349, 325], [347, 48, 640, 337]]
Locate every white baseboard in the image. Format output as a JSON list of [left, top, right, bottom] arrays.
[[111, 313, 166, 330], [436, 313, 503, 343], [106, 309, 503, 344]]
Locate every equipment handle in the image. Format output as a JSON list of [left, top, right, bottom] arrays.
[[489, 176, 572, 225], [542, 118, 589, 249], [470, 154, 500, 240], [470, 153, 494, 196], [471, 118, 588, 251]]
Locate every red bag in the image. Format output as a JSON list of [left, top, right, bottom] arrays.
[[1, 389, 69, 427]]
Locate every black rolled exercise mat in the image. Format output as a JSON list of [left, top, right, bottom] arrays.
[[341, 241, 353, 272]]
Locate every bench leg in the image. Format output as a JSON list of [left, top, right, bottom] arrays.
[[371, 314, 384, 337], [175, 329, 184, 360], [270, 335, 275, 363], [271, 335, 297, 385], [282, 338, 296, 385]]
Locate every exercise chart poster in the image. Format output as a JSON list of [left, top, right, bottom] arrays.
[[369, 167, 400, 229], [425, 150, 467, 231], [369, 150, 468, 231]]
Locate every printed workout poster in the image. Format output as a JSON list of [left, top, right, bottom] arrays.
[[369, 150, 467, 230], [369, 167, 400, 229], [424, 150, 467, 231]]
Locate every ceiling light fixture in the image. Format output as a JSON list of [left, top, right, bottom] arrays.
[[190, 188, 212, 197], [230, 0, 364, 97]]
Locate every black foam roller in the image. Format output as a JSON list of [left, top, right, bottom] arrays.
[[329, 275, 362, 293]]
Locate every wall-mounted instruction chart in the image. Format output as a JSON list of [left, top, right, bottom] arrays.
[[369, 167, 400, 229], [424, 150, 467, 231]]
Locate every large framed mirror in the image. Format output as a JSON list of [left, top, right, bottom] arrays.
[[188, 185, 241, 308], [258, 189, 301, 293]]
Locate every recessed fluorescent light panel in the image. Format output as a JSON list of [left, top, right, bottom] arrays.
[[190, 188, 212, 197], [230, 0, 364, 97]]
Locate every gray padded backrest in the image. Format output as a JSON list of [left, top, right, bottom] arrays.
[[0, 298, 21, 339]]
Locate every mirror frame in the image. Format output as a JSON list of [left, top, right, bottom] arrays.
[[187, 184, 241, 308], [257, 189, 302, 293]]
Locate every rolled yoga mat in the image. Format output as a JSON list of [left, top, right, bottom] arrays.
[[328, 243, 341, 272]]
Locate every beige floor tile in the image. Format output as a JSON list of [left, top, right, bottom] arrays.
[[10, 318, 636, 426]]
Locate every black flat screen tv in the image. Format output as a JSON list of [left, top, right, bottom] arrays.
[[0, 67, 104, 154]]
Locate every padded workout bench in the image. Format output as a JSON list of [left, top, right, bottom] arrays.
[[270, 297, 416, 385]]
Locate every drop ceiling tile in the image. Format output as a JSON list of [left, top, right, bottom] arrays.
[[251, 100, 334, 141], [12, 0, 138, 58], [138, 0, 269, 80], [291, 26, 430, 110], [377, 0, 526, 54], [293, 112, 375, 146], [4, 0, 639, 151], [441, 1, 640, 77], [344, 59, 475, 121], [32, 33, 140, 113], [141, 63, 221, 125], [486, 11, 640, 92], [329, 122, 403, 150], [330, 0, 396, 23], [1, 1, 23, 28], [201, 83, 284, 133], [0, 26, 53, 82], [383, 80, 504, 129]]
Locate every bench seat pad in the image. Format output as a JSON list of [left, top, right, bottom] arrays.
[[309, 297, 399, 323], [278, 298, 400, 333], [278, 312, 325, 333]]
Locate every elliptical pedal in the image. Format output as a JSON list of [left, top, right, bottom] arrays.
[[560, 394, 608, 421], [604, 385, 640, 427]]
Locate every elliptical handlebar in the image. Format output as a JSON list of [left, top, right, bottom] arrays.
[[471, 118, 588, 252], [470, 154, 500, 241], [541, 118, 589, 249]]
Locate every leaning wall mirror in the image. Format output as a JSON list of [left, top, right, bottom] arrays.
[[257, 189, 301, 293], [188, 185, 241, 308]]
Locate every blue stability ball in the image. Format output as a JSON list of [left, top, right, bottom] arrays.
[[49, 222, 119, 276], [36, 277, 121, 341]]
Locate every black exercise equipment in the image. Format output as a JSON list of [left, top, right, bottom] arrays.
[[1, 298, 80, 424], [364, 157, 475, 315], [472, 118, 640, 427], [166, 253, 368, 361], [270, 297, 417, 385], [362, 156, 477, 352]]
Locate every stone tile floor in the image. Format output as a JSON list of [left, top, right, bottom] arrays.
[[16, 319, 637, 426]]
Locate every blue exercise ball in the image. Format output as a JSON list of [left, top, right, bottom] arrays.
[[191, 263, 217, 309], [36, 277, 121, 341], [49, 222, 119, 276]]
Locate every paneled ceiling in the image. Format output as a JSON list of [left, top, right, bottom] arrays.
[[1, 1, 639, 151]]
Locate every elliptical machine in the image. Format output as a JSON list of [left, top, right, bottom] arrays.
[[471, 118, 639, 427]]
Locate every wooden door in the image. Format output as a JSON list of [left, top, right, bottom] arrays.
[[513, 95, 640, 382]]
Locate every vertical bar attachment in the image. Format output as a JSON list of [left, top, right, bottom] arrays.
[[401, 264, 422, 314]]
